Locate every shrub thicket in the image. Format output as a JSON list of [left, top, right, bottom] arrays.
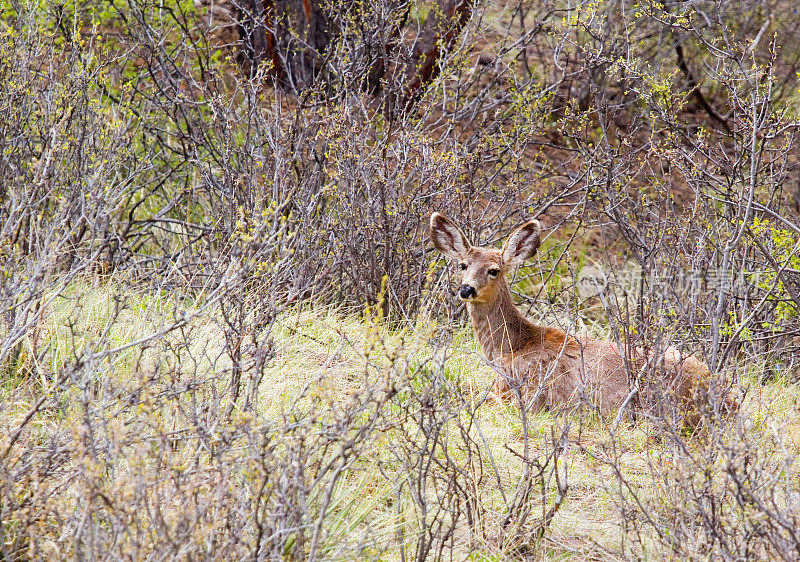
[[1, 0, 799, 559]]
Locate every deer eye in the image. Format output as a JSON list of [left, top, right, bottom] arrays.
[[459, 263, 467, 271], [488, 268, 500, 277]]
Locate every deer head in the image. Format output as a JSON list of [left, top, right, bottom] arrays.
[[430, 212, 541, 303]]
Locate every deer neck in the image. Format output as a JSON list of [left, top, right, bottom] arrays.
[[467, 277, 541, 361]]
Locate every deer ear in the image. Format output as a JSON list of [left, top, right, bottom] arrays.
[[501, 220, 541, 266], [430, 212, 471, 260]]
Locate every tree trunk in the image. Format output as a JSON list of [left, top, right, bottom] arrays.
[[201, 0, 473, 109]]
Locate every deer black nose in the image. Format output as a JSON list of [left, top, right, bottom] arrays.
[[459, 284, 476, 300]]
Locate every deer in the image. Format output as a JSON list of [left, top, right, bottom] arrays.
[[430, 212, 721, 421]]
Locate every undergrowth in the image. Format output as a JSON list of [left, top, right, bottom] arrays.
[[1, 277, 798, 559]]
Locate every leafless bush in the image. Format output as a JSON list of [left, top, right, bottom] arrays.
[[564, 0, 800, 371], [383, 355, 571, 559], [587, 404, 800, 559], [2, 0, 800, 559]]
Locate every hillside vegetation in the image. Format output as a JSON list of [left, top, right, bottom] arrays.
[[1, 0, 799, 559]]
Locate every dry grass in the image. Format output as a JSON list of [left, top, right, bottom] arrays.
[[3, 276, 798, 559]]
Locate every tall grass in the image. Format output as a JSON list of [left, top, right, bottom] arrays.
[[2, 276, 798, 558]]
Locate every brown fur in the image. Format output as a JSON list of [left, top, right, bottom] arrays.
[[431, 212, 719, 419]]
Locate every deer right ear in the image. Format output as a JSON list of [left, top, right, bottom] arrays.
[[501, 220, 541, 266], [430, 212, 471, 260]]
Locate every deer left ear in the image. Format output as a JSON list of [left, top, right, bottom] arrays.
[[430, 212, 472, 260], [501, 220, 541, 266]]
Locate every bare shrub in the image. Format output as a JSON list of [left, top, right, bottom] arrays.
[[2, 0, 800, 559]]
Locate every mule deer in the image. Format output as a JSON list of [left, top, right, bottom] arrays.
[[430, 212, 716, 419]]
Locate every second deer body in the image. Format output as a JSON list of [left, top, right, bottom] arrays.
[[430, 212, 711, 417]]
